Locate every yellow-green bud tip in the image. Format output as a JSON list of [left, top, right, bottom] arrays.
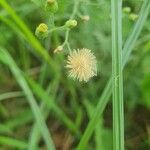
[[35, 23, 48, 39], [45, 0, 58, 13], [123, 7, 131, 13], [129, 13, 138, 21], [81, 15, 90, 21], [54, 46, 63, 53], [65, 19, 77, 29]]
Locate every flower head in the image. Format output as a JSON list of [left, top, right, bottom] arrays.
[[66, 48, 97, 82], [35, 23, 48, 39], [45, 0, 58, 13]]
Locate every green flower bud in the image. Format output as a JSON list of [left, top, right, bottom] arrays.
[[45, 0, 58, 13], [123, 7, 131, 13], [65, 19, 77, 29], [129, 13, 138, 21], [35, 23, 48, 39]]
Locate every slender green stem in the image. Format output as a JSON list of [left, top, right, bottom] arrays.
[[76, 1, 150, 149], [62, 0, 80, 51], [49, 13, 55, 28], [111, 0, 124, 149], [48, 25, 67, 33], [38, 12, 56, 85], [62, 29, 71, 52], [63, 29, 70, 45], [70, 0, 80, 19]]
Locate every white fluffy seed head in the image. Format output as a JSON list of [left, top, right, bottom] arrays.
[[66, 48, 97, 82]]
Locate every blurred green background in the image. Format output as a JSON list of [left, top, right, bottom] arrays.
[[0, 0, 150, 149]]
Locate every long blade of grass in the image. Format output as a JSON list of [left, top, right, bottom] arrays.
[[83, 100, 104, 150], [111, 0, 124, 149], [28, 103, 49, 150], [0, 48, 56, 150], [28, 78, 59, 150], [28, 79, 59, 150], [76, 1, 150, 149]]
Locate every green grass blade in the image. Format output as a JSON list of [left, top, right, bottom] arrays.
[[0, 48, 56, 150], [28, 79, 58, 150], [76, 1, 150, 149], [0, 16, 25, 40], [83, 100, 104, 150], [28, 102, 50, 150], [28, 124, 41, 150], [28, 110, 48, 150], [111, 0, 124, 149], [0, 136, 28, 149]]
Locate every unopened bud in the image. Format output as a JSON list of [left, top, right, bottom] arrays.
[[45, 0, 58, 13], [81, 15, 90, 21], [123, 7, 131, 13], [54, 46, 63, 53], [65, 19, 77, 29], [35, 23, 48, 39], [129, 13, 138, 21]]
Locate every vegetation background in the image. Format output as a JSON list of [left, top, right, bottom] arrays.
[[0, 0, 150, 149]]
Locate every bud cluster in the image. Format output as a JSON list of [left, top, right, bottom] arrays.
[[65, 20, 78, 29], [123, 6, 138, 21]]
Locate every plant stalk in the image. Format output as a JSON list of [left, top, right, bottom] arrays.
[[111, 0, 124, 149]]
